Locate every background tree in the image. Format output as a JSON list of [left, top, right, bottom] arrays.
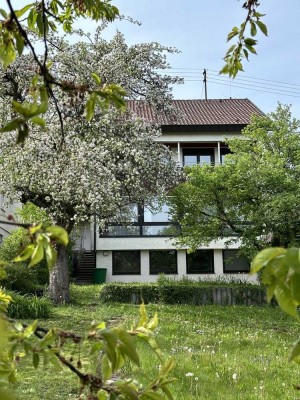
[[169, 105, 300, 258], [0, 31, 181, 304]]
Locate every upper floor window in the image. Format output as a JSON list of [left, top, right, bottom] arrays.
[[183, 149, 215, 167]]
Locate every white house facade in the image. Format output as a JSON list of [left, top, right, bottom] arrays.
[[89, 98, 263, 284]]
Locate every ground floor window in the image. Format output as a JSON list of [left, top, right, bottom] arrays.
[[112, 251, 141, 275], [149, 250, 177, 274], [186, 250, 214, 274], [223, 250, 250, 273]]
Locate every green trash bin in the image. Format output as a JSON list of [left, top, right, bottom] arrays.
[[93, 268, 107, 284]]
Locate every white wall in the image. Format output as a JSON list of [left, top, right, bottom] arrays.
[[96, 242, 258, 284]]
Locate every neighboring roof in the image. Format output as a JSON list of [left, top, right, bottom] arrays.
[[127, 98, 264, 126]]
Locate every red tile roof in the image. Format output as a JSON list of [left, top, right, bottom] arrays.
[[127, 98, 264, 126]]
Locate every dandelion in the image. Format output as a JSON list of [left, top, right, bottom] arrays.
[[194, 377, 199, 381]]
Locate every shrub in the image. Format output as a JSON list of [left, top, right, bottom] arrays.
[[0, 227, 49, 294], [99, 281, 269, 306], [6, 291, 52, 319]]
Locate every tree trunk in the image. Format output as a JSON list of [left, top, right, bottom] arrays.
[[49, 243, 70, 304]]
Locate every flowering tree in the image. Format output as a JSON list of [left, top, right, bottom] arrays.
[[0, 31, 181, 304]]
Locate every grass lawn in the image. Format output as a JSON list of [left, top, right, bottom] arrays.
[[6, 285, 300, 400]]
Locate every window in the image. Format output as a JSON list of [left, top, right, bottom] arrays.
[[183, 149, 215, 166], [104, 201, 179, 237], [149, 250, 177, 274], [112, 251, 141, 275], [186, 250, 214, 274], [223, 250, 250, 273]]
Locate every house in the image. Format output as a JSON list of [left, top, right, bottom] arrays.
[[88, 98, 263, 283], [0, 195, 18, 244]]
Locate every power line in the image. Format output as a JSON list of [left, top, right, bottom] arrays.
[[157, 67, 300, 88]]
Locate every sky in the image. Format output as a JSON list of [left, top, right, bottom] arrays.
[[8, 0, 300, 118], [92, 0, 300, 118]]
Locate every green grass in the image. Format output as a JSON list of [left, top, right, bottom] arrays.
[[5, 285, 300, 399]]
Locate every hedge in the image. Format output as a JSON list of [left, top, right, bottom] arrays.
[[99, 283, 271, 306]]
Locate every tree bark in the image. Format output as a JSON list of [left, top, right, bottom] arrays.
[[49, 243, 70, 304]]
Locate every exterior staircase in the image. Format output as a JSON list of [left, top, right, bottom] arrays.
[[75, 251, 96, 284]]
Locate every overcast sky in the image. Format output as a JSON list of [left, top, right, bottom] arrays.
[[94, 0, 300, 118], [9, 0, 300, 118]]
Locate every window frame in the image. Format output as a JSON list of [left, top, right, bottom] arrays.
[[112, 250, 141, 275], [149, 250, 178, 275], [186, 250, 215, 274], [222, 250, 250, 274]]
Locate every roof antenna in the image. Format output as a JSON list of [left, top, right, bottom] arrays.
[[203, 69, 208, 101]]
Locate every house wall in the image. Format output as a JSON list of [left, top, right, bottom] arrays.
[[93, 128, 258, 283], [0, 195, 19, 243], [96, 237, 258, 283]]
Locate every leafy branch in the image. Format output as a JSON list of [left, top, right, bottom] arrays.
[[0, 1, 126, 141], [220, 0, 268, 77]]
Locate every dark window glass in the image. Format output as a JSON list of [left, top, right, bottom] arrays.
[[223, 250, 250, 273], [106, 226, 140, 237], [142, 225, 180, 236], [183, 149, 215, 166], [149, 250, 177, 274], [112, 251, 141, 275], [186, 250, 214, 274]]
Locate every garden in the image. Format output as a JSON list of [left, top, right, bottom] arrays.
[[4, 284, 300, 400]]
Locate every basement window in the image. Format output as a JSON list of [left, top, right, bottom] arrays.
[[186, 250, 214, 274], [223, 250, 250, 273], [149, 250, 177, 274], [112, 251, 141, 275]]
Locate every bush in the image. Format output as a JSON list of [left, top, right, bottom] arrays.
[[0, 227, 49, 294], [2, 263, 48, 295], [6, 291, 52, 319], [99, 283, 160, 304], [99, 281, 269, 306]]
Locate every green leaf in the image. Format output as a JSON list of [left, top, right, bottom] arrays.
[[243, 48, 249, 61], [15, 33, 25, 56], [244, 44, 257, 55], [0, 117, 24, 133], [30, 116, 46, 127], [275, 284, 298, 320], [28, 244, 44, 267], [0, 40, 16, 68], [141, 392, 165, 400], [101, 354, 112, 381], [290, 338, 300, 361], [86, 92, 97, 121], [46, 226, 69, 246], [244, 38, 257, 46], [250, 21, 257, 36], [15, 3, 35, 18], [13, 244, 35, 262], [97, 390, 108, 400], [118, 330, 140, 366], [251, 248, 286, 274], [161, 385, 174, 400], [138, 303, 148, 327], [45, 244, 57, 270], [159, 358, 175, 376], [256, 20, 268, 36], [0, 9, 8, 18], [33, 352, 40, 369], [91, 72, 102, 85], [118, 385, 139, 400]]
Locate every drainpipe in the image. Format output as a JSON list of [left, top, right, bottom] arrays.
[[177, 142, 181, 166]]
